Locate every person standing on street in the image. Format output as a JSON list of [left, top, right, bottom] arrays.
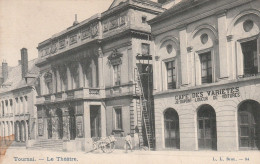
[[125, 133, 132, 153]]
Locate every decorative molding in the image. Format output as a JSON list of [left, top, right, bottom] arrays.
[[107, 49, 123, 65], [155, 56, 160, 61], [187, 46, 193, 52], [226, 35, 233, 42]]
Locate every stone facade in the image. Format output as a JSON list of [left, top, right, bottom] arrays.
[[34, 0, 164, 151], [149, 0, 260, 151]]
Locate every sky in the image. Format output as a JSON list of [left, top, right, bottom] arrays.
[[0, 0, 114, 66]]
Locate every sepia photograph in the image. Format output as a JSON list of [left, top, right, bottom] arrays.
[[0, 0, 260, 163]]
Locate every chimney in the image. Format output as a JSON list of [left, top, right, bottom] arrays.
[[21, 48, 28, 78], [2, 60, 8, 82]]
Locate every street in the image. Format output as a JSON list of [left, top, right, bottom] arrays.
[[1, 148, 260, 164]]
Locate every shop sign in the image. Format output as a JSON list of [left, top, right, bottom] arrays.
[[175, 87, 240, 104]]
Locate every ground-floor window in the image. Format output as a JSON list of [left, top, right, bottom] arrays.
[[90, 105, 101, 138], [164, 108, 180, 149], [197, 105, 217, 150], [238, 100, 260, 150]]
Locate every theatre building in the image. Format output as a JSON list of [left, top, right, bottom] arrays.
[[33, 0, 164, 151], [149, 0, 260, 151]]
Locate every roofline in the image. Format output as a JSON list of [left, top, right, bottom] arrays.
[[37, 0, 164, 49], [148, 0, 211, 25]]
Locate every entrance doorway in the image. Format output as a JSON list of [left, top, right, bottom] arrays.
[[238, 100, 260, 150], [47, 118, 52, 139], [56, 109, 63, 139], [197, 105, 217, 150], [164, 108, 180, 149], [69, 108, 76, 140], [90, 105, 101, 138]]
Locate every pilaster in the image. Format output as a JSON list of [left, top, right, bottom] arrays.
[[179, 27, 189, 86], [217, 11, 229, 79]]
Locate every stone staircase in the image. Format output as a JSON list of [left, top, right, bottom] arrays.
[[28, 139, 63, 151]]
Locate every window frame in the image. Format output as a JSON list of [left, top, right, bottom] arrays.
[[113, 64, 121, 86], [114, 107, 123, 130], [199, 51, 212, 84], [165, 60, 177, 89]]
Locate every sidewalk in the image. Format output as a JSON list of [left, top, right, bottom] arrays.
[[1, 148, 260, 164]]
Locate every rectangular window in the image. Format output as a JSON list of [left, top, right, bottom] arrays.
[[113, 64, 121, 86], [200, 52, 212, 84], [114, 108, 122, 130], [166, 61, 176, 89], [142, 43, 150, 56], [241, 39, 258, 76]]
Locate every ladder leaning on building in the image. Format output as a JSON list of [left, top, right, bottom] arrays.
[[134, 67, 153, 150]]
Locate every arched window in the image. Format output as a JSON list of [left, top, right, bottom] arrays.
[[197, 105, 217, 150], [164, 108, 180, 149]]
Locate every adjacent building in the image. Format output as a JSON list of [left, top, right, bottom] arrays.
[[0, 48, 40, 144], [33, 0, 165, 151], [149, 0, 260, 151]]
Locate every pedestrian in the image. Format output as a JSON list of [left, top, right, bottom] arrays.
[[109, 132, 116, 152], [124, 133, 132, 153]]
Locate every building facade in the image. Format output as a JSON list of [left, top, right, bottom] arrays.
[[33, 0, 164, 151], [0, 48, 39, 145], [149, 0, 260, 151]]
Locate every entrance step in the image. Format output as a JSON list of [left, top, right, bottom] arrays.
[[28, 139, 63, 151]]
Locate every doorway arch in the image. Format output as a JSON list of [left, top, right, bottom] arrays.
[[69, 107, 76, 140], [164, 108, 180, 149], [197, 104, 217, 150], [238, 100, 260, 150], [56, 108, 63, 139]]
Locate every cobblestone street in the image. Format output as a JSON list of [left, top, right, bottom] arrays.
[[1, 148, 260, 164]]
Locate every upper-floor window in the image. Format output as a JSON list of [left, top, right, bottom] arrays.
[[241, 39, 258, 76], [113, 64, 121, 86], [114, 107, 122, 130], [200, 52, 212, 84], [142, 43, 150, 56], [166, 60, 176, 89]]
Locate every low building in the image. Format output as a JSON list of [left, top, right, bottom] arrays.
[[0, 48, 40, 145], [149, 0, 260, 151]]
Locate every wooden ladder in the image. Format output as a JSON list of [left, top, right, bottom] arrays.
[[134, 67, 153, 150]]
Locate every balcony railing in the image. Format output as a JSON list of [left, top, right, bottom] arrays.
[[36, 88, 104, 104]]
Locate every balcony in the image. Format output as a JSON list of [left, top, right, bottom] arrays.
[[36, 88, 105, 105]]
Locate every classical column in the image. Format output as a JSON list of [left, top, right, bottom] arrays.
[[179, 27, 189, 86], [56, 69, 61, 92], [79, 62, 84, 88], [84, 102, 91, 138], [100, 104, 106, 137], [51, 69, 56, 93], [67, 66, 72, 90], [217, 11, 229, 79], [25, 121, 28, 141], [91, 59, 97, 88], [24, 97, 28, 113], [98, 47, 104, 88], [62, 108, 70, 140], [40, 75, 45, 95]]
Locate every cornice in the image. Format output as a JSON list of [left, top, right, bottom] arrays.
[[151, 0, 254, 36]]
